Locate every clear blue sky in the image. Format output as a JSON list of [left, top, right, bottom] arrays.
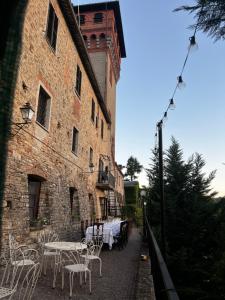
[[74, 0, 225, 196]]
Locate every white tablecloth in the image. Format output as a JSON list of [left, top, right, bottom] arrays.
[[85, 220, 122, 250]]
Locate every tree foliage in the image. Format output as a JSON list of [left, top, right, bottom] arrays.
[[125, 156, 143, 181], [147, 137, 225, 299], [174, 0, 225, 41]]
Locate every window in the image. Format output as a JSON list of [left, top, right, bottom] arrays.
[[72, 127, 79, 154], [96, 115, 99, 128], [89, 147, 93, 165], [36, 86, 51, 129], [77, 14, 85, 25], [101, 120, 104, 139], [69, 187, 80, 222], [28, 179, 41, 222], [46, 3, 58, 50], [91, 99, 95, 122], [75, 65, 82, 96], [94, 12, 103, 23], [100, 197, 108, 220]]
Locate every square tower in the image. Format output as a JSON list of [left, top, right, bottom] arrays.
[[74, 1, 126, 156]]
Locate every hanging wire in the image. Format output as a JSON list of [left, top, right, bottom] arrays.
[[153, 5, 204, 146]]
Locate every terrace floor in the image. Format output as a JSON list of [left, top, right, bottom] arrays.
[[32, 226, 143, 300]]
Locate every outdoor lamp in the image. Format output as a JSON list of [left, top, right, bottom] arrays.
[[169, 98, 175, 110], [144, 201, 147, 207], [177, 75, 186, 89], [11, 102, 34, 137], [20, 102, 35, 123], [189, 35, 198, 52]]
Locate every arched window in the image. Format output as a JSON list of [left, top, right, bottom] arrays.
[[94, 12, 103, 23], [83, 35, 88, 46], [90, 34, 97, 47], [99, 33, 106, 47]]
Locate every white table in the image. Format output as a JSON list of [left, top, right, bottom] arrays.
[[85, 220, 122, 250], [45, 241, 87, 251], [44, 242, 87, 288]]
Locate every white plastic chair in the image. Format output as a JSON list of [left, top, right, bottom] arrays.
[[38, 230, 60, 275], [61, 249, 91, 297]]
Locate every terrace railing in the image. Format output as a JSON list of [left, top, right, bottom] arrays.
[[145, 217, 180, 300]]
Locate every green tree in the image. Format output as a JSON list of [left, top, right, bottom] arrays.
[[147, 137, 225, 299], [125, 156, 143, 181], [174, 0, 225, 41]]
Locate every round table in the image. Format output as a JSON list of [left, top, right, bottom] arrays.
[[45, 241, 87, 251]]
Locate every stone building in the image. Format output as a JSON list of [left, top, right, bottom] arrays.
[[1, 0, 126, 246]]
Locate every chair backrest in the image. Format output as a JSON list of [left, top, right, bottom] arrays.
[[89, 244, 103, 257], [80, 238, 94, 249], [60, 249, 90, 268], [92, 222, 104, 238], [38, 230, 59, 245], [119, 221, 128, 242], [17, 262, 41, 300], [0, 249, 25, 296], [9, 233, 20, 259]]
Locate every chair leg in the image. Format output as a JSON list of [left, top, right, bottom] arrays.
[[43, 256, 47, 275], [89, 270, 92, 294], [61, 268, 64, 290], [99, 258, 102, 277], [69, 272, 72, 298]]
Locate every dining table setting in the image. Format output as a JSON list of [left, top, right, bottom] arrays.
[[85, 218, 124, 249]]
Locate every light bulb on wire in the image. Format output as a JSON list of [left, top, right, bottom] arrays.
[[163, 111, 168, 121], [169, 98, 175, 110], [189, 35, 198, 52], [177, 75, 186, 89]]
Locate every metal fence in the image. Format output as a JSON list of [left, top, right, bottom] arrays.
[[145, 217, 180, 300]]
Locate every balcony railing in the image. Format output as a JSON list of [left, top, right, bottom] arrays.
[[145, 217, 180, 300], [96, 171, 115, 190]]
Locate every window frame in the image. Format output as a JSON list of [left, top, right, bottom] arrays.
[[94, 12, 103, 23], [101, 119, 104, 139], [91, 99, 95, 123], [72, 127, 79, 155], [45, 3, 58, 51], [77, 14, 85, 25], [75, 65, 82, 97], [36, 85, 51, 130]]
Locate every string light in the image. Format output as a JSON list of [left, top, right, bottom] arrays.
[[189, 35, 198, 52], [169, 98, 175, 110], [177, 75, 186, 89], [153, 6, 203, 148]]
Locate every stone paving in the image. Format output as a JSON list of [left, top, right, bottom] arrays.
[[32, 227, 142, 300]]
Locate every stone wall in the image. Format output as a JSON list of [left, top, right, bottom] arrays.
[[1, 0, 123, 249]]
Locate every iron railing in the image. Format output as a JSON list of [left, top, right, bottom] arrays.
[[97, 171, 115, 188], [145, 217, 180, 300]]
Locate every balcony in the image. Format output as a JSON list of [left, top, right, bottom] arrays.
[[96, 170, 115, 190]]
